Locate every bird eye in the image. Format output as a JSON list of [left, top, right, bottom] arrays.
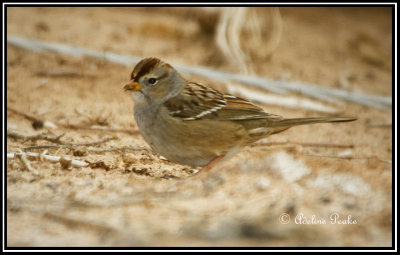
[[148, 78, 157, 85]]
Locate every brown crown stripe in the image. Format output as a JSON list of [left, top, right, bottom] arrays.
[[131, 58, 161, 81]]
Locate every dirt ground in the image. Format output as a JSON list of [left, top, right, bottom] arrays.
[[6, 7, 393, 247]]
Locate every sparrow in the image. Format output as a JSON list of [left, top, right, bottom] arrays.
[[124, 58, 356, 173]]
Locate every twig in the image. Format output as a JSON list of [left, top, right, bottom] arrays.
[[7, 128, 117, 147], [74, 108, 111, 126], [7, 106, 43, 122], [7, 152, 89, 167], [22, 145, 67, 150], [252, 141, 354, 149], [304, 153, 355, 159], [296, 142, 354, 148], [7, 128, 65, 143], [23, 144, 147, 152], [7, 36, 392, 110], [75, 108, 94, 122], [87, 146, 147, 152], [43, 212, 116, 234], [304, 153, 392, 163], [216, 7, 251, 74], [14, 150, 40, 176], [8, 105, 139, 135], [7, 106, 58, 129]]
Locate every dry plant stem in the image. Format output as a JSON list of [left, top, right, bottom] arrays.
[[8, 106, 139, 135], [14, 151, 40, 176], [7, 128, 116, 147], [43, 212, 116, 234], [7, 106, 43, 123], [23, 145, 147, 152], [304, 153, 392, 163], [74, 108, 111, 126], [86, 146, 147, 152], [304, 153, 354, 159], [252, 141, 355, 148], [216, 7, 250, 74], [7, 36, 391, 110], [7, 128, 65, 143], [7, 152, 89, 167], [7, 106, 57, 129]]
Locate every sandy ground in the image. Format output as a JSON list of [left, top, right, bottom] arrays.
[[6, 7, 393, 247]]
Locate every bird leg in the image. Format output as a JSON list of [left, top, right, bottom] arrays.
[[195, 154, 226, 175]]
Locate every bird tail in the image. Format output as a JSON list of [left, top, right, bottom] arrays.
[[269, 117, 356, 134]]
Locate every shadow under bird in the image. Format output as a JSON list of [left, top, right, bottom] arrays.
[[124, 58, 356, 174]]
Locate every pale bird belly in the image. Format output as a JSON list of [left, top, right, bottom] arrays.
[[135, 109, 245, 167]]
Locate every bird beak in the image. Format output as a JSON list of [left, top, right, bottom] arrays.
[[123, 80, 142, 91]]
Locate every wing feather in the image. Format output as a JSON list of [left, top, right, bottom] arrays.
[[164, 82, 282, 121]]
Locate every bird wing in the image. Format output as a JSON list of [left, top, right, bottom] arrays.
[[164, 82, 282, 121]]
